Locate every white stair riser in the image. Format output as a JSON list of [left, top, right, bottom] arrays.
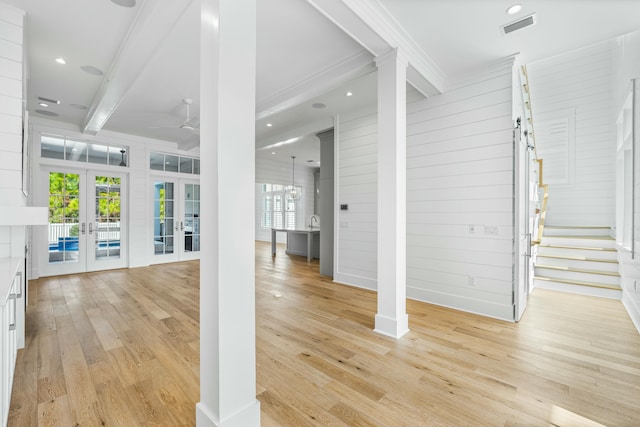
[[533, 278, 622, 300], [536, 246, 618, 260], [535, 256, 619, 272], [541, 236, 616, 248], [544, 228, 612, 237], [534, 267, 620, 285]]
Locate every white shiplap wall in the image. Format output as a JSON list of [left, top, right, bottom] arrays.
[[527, 41, 615, 226], [335, 106, 378, 290], [405, 59, 516, 320], [613, 29, 640, 333], [255, 155, 315, 243], [0, 3, 25, 258]]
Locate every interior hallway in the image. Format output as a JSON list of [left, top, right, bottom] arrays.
[[8, 241, 640, 426]]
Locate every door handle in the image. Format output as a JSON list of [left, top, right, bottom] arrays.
[[180, 221, 184, 231], [175, 221, 179, 231], [82, 223, 86, 235], [89, 223, 93, 234], [8, 293, 16, 331], [15, 271, 22, 299]]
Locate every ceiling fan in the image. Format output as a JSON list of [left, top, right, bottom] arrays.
[[151, 98, 200, 134]]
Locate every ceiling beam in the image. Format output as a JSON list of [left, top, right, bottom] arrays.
[[304, 0, 446, 97], [256, 50, 375, 121], [81, 0, 194, 135]]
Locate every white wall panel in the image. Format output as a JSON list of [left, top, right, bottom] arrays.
[[335, 107, 377, 288], [405, 59, 515, 321], [528, 41, 615, 226]]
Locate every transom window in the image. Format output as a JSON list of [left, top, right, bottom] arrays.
[[41, 134, 128, 167]]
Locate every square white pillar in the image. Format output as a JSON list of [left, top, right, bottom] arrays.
[[197, 1, 260, 426], [374, 48, 409, 339]]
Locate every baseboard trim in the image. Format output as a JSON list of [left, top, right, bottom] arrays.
[[196, 400, 260, 427], [334, 272, 376, 290], [622, 294, 640, 335], [407, 286, 514, 322]]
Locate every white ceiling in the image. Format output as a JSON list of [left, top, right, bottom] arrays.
[[6, 0, 640, 163]]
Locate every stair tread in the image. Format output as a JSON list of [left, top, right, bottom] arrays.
[[539, 244, 617, 251], [535, 264, 620, 277], [543, 235, 614, 240], [545, 225, 611, 229], [535, 254, 618, 263], [534, 276, 622, 290]]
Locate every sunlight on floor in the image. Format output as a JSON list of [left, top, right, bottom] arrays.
[[550, 405, 606, 427]]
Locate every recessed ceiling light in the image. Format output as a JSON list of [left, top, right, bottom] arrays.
[[111, 0, 136, 7], [266, 123, 272, 127], [312, 103, 326, 109], [317, 161, 320, 165], [506, 4, 522, 15], [80, 65, 104, 76], [39, 102, 49, 107], [271, 152, 275, 155], [346, 91, 353, 97], [55, 58, 66, 65]]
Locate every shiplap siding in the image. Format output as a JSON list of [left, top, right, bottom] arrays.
[[613, 29, 640, 333], [255, 155, 315, 243], [0, 4, 25, 258], [335, 106, 378, 290], [527, 41, 615, 226], [405, 59, 515, 320]]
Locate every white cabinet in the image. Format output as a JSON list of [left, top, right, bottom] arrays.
[[0, 259, 22, 427]]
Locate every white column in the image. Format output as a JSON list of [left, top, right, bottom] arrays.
[[374, 48, 409, 339], [197, 1, 260, 426]]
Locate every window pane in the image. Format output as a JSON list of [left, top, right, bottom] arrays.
[[150, 152, 164, 170], [165, 155, 179, 172], [179, 157, 193, 174], [109, 146, 127, 167], [65, 139, 87, 162], [88, 144, 109, 165], [41, 135, 65, 159], [193, 159, 200, 175]]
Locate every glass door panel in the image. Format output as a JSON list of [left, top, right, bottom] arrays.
[[153, 181, 176, 256], [47, 171, 81, 266], [93, 176, 121, 261], [183, 183, 200, 255]]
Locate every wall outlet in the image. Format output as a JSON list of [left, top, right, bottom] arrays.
[[468, 275, 475, 287], [469, 224, 475, 234], [340, 221, 349, 228], [485, 225, 499, 235]]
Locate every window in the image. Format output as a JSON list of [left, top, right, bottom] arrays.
[[261, 183, 297, 229], [150, 151, 200, 175], [41, 135, 128, 167], [536, 110, 575, 185]]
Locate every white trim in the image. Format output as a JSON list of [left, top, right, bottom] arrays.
[[623, 293, 640, 334], [256, 51, 375, 120], [532, 278, 622, 300], [407, 286, 515, 322], [334, 272, 377, 291]]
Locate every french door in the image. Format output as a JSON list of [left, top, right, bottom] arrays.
[[41, 168, 127, 276], [151, 178, 200, 263]]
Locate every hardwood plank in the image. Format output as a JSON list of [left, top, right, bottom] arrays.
[[8, 241, 640, 426]]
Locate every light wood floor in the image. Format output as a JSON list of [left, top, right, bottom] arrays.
[[9, 241, 640, 426]]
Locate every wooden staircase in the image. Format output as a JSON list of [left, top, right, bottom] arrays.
[[534, 225, 621, 299]]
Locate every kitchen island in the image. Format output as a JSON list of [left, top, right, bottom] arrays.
[[271, 228, 320, 262]]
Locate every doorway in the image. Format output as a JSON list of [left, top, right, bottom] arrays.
[[41, 168, 127, 276], [151, 179, 201, 263]]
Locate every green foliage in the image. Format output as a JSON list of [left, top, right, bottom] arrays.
[[48, 173, 121, 222]]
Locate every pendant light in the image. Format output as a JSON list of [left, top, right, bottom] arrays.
[[285, 155, 302, 201]]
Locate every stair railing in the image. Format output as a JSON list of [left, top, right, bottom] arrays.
[[520, 65, 548, 245]]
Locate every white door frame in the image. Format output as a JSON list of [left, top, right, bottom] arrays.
[[39, 167, 128, 277]]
